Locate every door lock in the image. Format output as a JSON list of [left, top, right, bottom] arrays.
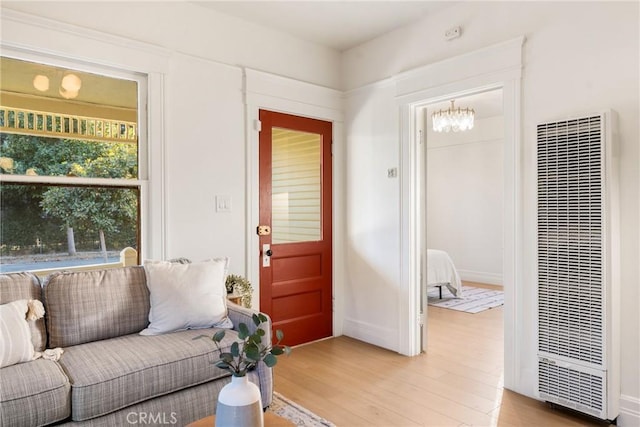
[[257, 225, 271, 236], [262, 244, 271, 267]]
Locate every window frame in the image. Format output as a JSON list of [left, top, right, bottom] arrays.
[[0, 53, 150, 269]]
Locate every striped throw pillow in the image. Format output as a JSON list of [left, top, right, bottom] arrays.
[[0, 300, 36, 368]]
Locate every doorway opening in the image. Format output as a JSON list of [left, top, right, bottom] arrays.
[[418, 89, 505, 353]]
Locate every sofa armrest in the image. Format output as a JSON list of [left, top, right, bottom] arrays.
[[226, 302, 272, 345]]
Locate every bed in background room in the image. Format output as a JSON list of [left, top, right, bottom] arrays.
[[427, 249, 463, 298]]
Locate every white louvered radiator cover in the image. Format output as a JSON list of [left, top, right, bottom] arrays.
[[536, 113, 619, 421]]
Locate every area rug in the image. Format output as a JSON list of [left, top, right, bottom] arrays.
[[428, 285, 503, 314], [269, 392, 335, 426]]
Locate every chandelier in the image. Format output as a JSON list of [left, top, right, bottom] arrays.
[[432, 100, 475, 132]]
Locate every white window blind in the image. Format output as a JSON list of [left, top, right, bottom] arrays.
[[271, 127, 321, 244]]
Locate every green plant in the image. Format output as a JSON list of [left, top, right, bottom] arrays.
[[225, 274, 253, 308], [199, 313, 291, 377]]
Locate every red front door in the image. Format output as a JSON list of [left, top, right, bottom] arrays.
[[258, 110, 332, 346]]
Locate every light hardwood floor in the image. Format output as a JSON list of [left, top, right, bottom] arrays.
[[273, 283, 612, 426]]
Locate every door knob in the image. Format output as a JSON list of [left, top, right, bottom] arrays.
[[262, 244, 272, 267]]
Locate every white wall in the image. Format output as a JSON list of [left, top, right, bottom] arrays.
[[343, 81, 401, 349], [2, 1, 638, 422], [426, 115, 504, 286], [0, 1, 341, 281], [164, 55, 246, 264], [343, 1, 639, 423], [2, 2, 341, 90]]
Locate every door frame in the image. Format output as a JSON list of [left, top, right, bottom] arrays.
[[243, 68, 344, 336], [396, 37, 525, 393], [416, 88, 506, 352]]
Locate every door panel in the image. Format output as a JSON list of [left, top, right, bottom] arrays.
[[258, 110, 332, 347]]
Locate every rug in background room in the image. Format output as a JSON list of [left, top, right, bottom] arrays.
[[269, 392, 335, 427], [428, 285, 504, 314]]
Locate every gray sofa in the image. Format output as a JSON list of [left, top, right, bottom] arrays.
[[0, 267, 273, 426]]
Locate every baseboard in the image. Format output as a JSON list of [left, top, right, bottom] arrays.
[[618, 394, 640, 426], [457, 269, 503, 286], [342, 317, 398, 352]]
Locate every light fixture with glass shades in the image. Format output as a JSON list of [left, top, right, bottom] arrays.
[[30, 70, 82, 99], [59, 72, 82, 99], [432, 99, 475, 132], [32, 75, 50, 92]]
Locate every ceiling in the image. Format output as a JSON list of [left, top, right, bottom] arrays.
[[194, 1, 455, 51], [0, 56, 137, 110], [193, 2, 503, 117], [1, 3, 502, 121]]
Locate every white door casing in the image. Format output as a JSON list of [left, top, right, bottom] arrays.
[[396, 37, 525, 393]]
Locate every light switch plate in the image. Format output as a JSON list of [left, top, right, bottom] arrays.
[[215, 195, 232, 212]]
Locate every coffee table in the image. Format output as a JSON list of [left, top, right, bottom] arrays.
[[186, 412, 294, 427]]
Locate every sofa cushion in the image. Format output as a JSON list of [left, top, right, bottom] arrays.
[[58, 328, 237, 421], [141, 258, 231, 335], [0, 272, 46, 352], [0, 358, 71, 426], [44, 267, 149, 347]]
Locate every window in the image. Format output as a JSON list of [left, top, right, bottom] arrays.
[[0, 56, 146, 273]]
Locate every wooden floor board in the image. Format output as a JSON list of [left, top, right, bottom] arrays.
[[274, 284, 612, 426]]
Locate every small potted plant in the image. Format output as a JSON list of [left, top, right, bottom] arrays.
[[225, 274, 253, 308], [199, 313, 290, 427]]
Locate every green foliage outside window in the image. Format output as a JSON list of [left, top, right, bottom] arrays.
[[0, 133, 138, 258]]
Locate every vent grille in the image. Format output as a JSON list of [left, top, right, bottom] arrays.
[[539, 359, 604, 417], [537, 115, 604, 365]]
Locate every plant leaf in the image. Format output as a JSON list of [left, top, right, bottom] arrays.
[[220, 352, 234, 364], [212, 330, 226, 343], [191, 334, 208, 341], [263, 353, 278, 367], [252, 313, 260, 326], [230, 341, 240, 357], [245, 346, 260, 362], [270, 346, 284, 356], [238, 323, 250, 340], [215, 361, 230, 370], [276, 329, 284, 341]]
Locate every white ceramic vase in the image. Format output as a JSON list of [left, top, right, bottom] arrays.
[[216, 375, 264, 427]]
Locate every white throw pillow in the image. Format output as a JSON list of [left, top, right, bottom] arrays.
[[0, 300, 36, 368], [140, 258, 233, 335]]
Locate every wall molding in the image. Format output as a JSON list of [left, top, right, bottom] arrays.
[[1, 8, 169, 261], [1, 8, 170, 72], [244, 68, 343, 121], [396, 36, 525, 397], [619, 395, 640, 426], [243, 68, 345, 337], [342, 318, 399, 351], [457, 269, 503, 286], [395, 36, 525, 101]]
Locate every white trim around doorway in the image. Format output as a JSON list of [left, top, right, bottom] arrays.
[[242, 68, 345, 336], [395, 36, 525, 393]]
